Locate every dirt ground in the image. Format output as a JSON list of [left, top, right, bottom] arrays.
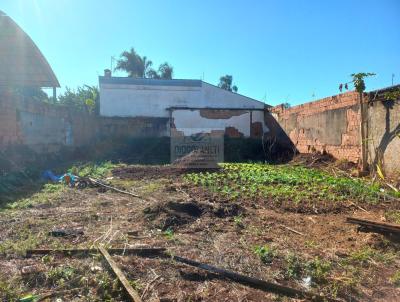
[[0, 162, 399, 302]]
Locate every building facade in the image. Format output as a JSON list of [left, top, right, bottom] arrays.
[[99, 76, 269, 138]]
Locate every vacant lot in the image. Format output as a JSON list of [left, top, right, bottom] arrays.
[[0, 161, 399, 301]]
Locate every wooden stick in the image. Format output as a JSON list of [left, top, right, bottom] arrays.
[[99, 246, 142, 302], [348, 201, 368, 213], [89, 178, 141, 198], [169, 255, 340, 302], [26, 247, 165, 257], [141, 274, 160, 299], [279, 224, 304, 236]]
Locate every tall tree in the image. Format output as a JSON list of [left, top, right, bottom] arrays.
[[158, 62, 173, 79], [218, 75, 238, 92], [114, 48, 153, 78]]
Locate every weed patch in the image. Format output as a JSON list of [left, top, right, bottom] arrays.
[[254, 245, 276, 264]]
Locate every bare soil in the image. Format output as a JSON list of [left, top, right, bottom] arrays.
[[0, 163, 399, 301]]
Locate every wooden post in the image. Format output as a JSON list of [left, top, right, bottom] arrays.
[[53, 87, 56, 103]]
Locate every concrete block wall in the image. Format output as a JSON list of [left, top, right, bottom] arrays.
[[367, 86, 400, 175], [272, 91, 362, 163], [0, 90, 97, 153], [0, 91, 19, 147]]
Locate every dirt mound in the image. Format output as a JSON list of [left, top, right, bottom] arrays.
[[290, 152, 335, 167], [172, 150, 220, 170], [143, 200, 244, 230]]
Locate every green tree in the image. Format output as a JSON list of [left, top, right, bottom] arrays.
[[351, 72, 375, 93], [57, 85, 99, 114], [218, 75, 238, 92], [114, 48, 174, 79], [146, 62, 174, 79], [114, 47, 153, 78]]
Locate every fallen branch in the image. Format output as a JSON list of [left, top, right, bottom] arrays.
[[37, 287, 82, 302], [99, 246, 142, 302], [141, 274, 160, 299], [26, 247, 166, 257], [348, 201, 368, 213], [346, 217, 400, 236], [89, 178, 141, 198], [168, 254, 340, 302], [279, 224, 304, 236]]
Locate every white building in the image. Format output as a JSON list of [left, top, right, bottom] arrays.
[[99, 76, 269, 138]]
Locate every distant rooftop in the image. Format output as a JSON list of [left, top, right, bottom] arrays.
[[0, 10, 59, 87], [99, 76, 202, 87]]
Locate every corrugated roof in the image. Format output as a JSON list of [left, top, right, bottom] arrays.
[[99, 76, 202, 87], [0, 10, 60, 87]]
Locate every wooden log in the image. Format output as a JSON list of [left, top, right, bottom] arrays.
[[99, 246, 142, 302], [26, 247, 165, 257], [346, 217, 400, 236], [170, 255, 340, 302]]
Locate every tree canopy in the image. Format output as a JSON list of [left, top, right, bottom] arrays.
[[218, 75, 238, 92], [115, 48, 173, 79], [57, 85, 99, 114]]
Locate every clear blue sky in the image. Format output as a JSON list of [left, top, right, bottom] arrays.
[[2, 0, 399, 105]]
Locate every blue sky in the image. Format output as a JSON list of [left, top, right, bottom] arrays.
[[2, 0, 399, 105]]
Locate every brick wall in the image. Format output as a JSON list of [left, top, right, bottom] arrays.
[[272, 91, 362, 163]]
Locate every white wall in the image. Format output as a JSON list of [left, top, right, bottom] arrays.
[[100, 79, 265, 118], [172, 109, 269, 137], [173, 110, 251, 136]]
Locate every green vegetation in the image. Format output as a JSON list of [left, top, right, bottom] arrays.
[[69, 161, 117, 179], [163, 228, 175, 240], [385, 210, 400, 224], [115, 47, 174, 79], [47, 266, 76, 287], [305, 257, 332, 283], [284, 252, 303, 279], [254, 245, 276, 264], [4, 183, 64, 210], [390, 271, 400, 287], [184, 163, 382, 205], [233, 215, 244, 228], [218, 75, 238, 92], [343, 247, 397, 266]]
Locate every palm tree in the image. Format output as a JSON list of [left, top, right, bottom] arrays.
[[218, 75, 238, 92], [114, 48, 153, 78]]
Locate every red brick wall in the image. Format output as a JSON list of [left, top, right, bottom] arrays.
[[272, 91, 362, 163]]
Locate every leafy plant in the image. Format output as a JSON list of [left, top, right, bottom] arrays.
[[305, 257, 331, 283], [254, 245, 276, 264], [184, 163, 383, 207], [233, 215, 244, 228], [284, 253, 303, 279], [350, 73, 375, 93], [163, 228, 174, 240]]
